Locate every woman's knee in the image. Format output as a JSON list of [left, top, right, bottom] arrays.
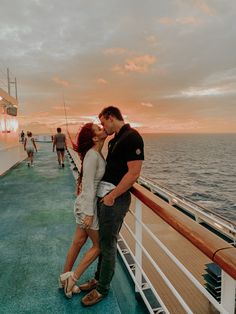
[[72, 236, 87, 248]]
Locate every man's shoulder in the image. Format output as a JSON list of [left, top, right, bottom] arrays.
[[55, 133, 66, 137], [124, 128, 143, 142]]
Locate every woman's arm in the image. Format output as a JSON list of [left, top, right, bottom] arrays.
[[81, 150, 98, 217], [32, 138, 38, 152]]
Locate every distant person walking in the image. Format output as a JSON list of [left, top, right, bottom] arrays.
[[53, 127, 67, 168], [24, 131, 38, 167], [20, 130, 25, 143]]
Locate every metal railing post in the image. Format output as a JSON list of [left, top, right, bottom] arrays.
[[135, 198, 142, 292], [221, 270, 236, 314]]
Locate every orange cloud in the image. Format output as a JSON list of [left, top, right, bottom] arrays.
[[52, 76, 70, 87], [141, 102, 154, 108], [191, 0, 214, 16], [97, 78, 108, 84], [159, 17, 175, 25], [113, 55, 156, 74]]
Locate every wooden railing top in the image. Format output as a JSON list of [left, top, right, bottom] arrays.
[[132, 183, 236, 280]]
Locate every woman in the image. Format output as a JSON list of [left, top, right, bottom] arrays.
[[24, 131, 38, 167], [59, 122, 107, 298]]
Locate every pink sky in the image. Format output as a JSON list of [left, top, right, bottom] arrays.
[[0, 0, 236, 134]]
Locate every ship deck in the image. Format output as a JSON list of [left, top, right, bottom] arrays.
[[0, 143, 146, 314]]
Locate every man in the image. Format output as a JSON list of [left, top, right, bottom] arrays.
[[20, 130, 25, 143], [81, 106, 144, 306], [53, 127, 67, 167]]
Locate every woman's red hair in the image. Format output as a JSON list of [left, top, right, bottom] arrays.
[[77, 123, 95, 161], [76, 123, 95, 191]]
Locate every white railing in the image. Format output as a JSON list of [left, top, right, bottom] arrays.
[[138, 176, 236, 246], [122, 196, 236, 313], [128, 187, 236, 314]]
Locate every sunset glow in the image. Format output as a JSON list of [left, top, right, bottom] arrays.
[[0, 1, 235, 134]]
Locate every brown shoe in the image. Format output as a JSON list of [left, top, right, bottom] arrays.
[[79, 278, 97, 291], [81, 289, 104, 306]]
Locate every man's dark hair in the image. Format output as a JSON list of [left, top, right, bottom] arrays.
[[99, 106, 124, 121], [57, 127, 61, 133]]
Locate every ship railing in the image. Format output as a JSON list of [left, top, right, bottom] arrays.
[[129, 184, 236, 314], [138, 176, 236, 246], [66, 134, 236, 313]]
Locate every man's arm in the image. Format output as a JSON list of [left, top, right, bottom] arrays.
[[102, 160, 143, 206]]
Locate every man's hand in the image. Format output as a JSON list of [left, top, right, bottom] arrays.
[[83, 215, 93, 229], [101, 193, 115, 206]]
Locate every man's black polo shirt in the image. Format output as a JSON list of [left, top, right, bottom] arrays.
[[102, 124, 144, 186]]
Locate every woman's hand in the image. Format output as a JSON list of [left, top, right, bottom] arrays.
[[83, 215, 93, 229]]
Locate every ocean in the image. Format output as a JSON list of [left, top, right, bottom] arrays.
[[141, 133, 236, 223]]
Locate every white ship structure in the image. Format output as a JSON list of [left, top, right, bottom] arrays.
[[0, 86, 21, 176]]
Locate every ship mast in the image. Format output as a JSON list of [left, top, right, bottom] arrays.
[[7, 68, 18, 100]]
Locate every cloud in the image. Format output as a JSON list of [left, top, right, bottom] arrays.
[[142, 118, 201, 132], [113, 55, 156, 74], [129, 122, 143, 128], [52, 76, 70, 87], [141, 102, 154, 108], [159, 16, 200, 26], [146, 35, 158, 46], [97, 78, 108, 84], [159, 17, 175, 25], [191, 0, 214, 16], [176, 17, 200, 25], [1, 0, 235, 134], [163, 85, 236, 99], [52, 106, 70, 110], [204, 68, 236, 85], [181, 88, 223, 97], [80, 115, 100, 123], [103, 48, 127, 55], [18, 112, 91, 132]]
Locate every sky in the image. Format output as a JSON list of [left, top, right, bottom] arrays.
[[0, 0, 236, 134]]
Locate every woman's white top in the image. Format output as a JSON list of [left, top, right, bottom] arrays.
[[25, 136, 35, 149], [74, 148, 106, 229]]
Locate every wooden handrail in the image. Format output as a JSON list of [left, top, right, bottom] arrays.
[[132, 183, 236, 280]]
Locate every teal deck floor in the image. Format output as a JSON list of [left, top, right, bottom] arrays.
[[0, 143, 147, 314]]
